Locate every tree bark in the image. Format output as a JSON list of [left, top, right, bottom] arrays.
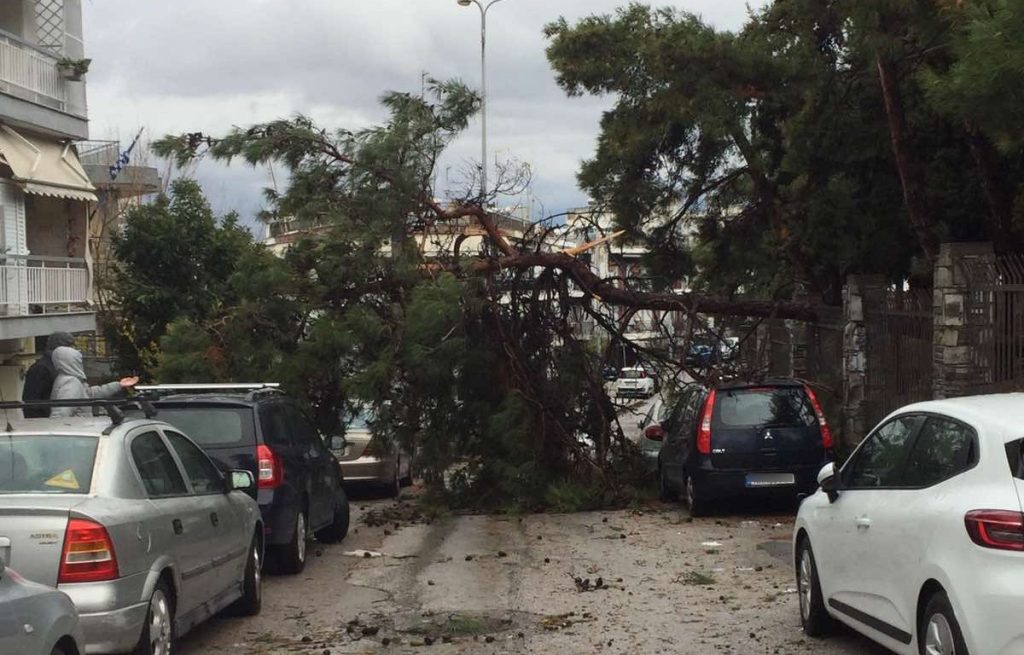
[[965, 123, 1015, 252], [876, 52, 940, 261]]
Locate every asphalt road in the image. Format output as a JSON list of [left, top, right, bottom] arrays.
[[177, 492, 890, 655]]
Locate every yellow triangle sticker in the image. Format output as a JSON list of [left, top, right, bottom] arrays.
[[45, 469, 80, 490]]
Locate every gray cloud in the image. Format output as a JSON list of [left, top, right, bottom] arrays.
[[84, 0, 763, 229]]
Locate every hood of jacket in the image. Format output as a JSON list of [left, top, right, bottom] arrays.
[[52, 346, 86, 381], [46, 332, 75, 352]]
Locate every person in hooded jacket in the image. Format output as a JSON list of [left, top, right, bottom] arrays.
[[49, 346, 139, 417], [21, 331, 77, 418]]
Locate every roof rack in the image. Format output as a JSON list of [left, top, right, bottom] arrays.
[[135, 383, 281, 392], [0, 399, 158, 432]]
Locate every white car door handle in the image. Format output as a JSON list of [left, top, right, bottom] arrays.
[[855, 517, 872, 529]]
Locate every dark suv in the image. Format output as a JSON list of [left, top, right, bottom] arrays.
[[138, 384, 350, 574], [652, 379, 833, 515]]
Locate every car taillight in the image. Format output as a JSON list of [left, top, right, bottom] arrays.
[[363, 440, 376, 457], [965, 510, 1024, 551], [58, 518, 119, 583], [804, 385, 834, 450], [696, 390, 716, 455], [257, 444, 284, 489]]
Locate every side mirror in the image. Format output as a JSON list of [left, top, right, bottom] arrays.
[[644, 425, 666, 441], [328, 435, 347, 452], [817, 462, 840, 503], [228, 470, 255, 492]]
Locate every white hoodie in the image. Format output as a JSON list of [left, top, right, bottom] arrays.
[[49, 346, 122, 417]]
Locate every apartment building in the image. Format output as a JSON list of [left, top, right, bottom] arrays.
[[0, 0, 96, 396]]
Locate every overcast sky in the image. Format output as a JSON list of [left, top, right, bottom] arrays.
[[83, 0, 761, 232]]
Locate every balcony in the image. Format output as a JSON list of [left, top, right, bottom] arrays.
[[0, 254, 95, 339], [0, 29, 87, 139], [0, 30, 65, 112]]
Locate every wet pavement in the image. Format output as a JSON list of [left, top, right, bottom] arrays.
[[178, 493, 889, 654]]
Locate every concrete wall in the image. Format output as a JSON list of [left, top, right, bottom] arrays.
[[25, 194, 86, 258]]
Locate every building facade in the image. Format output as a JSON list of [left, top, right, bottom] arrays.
[[0, 0, 97, 396]]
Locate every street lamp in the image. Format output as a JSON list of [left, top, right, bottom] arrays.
[[457, 0, 507, 199]]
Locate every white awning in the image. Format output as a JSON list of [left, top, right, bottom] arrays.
[[0, 125, 98, 202]]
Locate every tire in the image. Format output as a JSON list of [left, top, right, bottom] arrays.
[[229, 534, 262, 616], [275, 509, 307, 575], [132, 579, 175, 655], [658, 461, 676, 501], [796, 538, 833, 637], [919, 591, 969, 655], [49, 646, 69, 655], [314, 488, 350, 543], [684, 473, 709, 517]]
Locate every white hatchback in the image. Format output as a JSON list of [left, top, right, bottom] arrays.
[[793, 394, 1024, 655], [614, 366, 656, 399]]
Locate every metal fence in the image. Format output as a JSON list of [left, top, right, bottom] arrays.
[[864, 288, 934, 425], [963, 253, 1024, 393]]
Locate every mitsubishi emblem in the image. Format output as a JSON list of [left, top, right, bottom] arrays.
[[764, 429, 774, 441]]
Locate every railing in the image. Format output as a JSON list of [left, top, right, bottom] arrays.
[[0, 30, 66, 111], [0, 255, 90, 314], [77, 140, 120, 166]]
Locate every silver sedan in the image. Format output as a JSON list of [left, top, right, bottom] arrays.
[[0, 405, 263, 654], [0, 556, 83, 655]]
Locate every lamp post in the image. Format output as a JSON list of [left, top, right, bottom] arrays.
[[457, 0, 507, 199]]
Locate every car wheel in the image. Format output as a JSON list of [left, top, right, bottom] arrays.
[[658, 462, 676, 501], [796, 538, 833, 637], [919, 591, 969, 655], [314, 488, 350, 543], [276, 509, 307, 574], [132, 579, 175, 655], [684, 474, 709, 517], [50, 646, 70, 655], [229, 534, 262, 616]]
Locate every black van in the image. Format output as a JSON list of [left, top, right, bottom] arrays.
[[652, 379, 834, 515], [138, 384, 349, 574]]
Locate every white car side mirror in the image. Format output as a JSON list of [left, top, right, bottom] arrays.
[[817, 462, 836, 486]]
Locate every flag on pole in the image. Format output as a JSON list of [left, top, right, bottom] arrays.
[[109, 127, 144, 180]]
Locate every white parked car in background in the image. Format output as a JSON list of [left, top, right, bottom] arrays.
[[614, 366, 656, 399], [793, 394, 1024, 655]]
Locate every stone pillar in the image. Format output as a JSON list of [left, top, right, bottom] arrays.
[[933, 242, 995, 399], [842, 275, 886, 447]]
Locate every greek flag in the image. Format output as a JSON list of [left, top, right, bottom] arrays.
[[108, 128, 144, 180]]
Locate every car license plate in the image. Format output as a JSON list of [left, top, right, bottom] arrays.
[[745, 473, 795, 488]]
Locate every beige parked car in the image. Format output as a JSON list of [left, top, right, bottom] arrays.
[[328, 408, 411, 497]]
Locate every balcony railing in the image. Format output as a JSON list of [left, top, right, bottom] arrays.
[[0, 255, 90, 315], [0, 30, 66, 111]]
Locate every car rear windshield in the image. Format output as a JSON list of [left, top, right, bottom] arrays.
[[154, 407, 255, 448], [1008, 438, 1024, 479], [714, 387, 815, 428], [0, 435, 98, 494], [621, 370, 645, 379]]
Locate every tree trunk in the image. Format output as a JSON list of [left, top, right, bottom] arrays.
[[876, 52, 940, 261], [468, 252, 821, 321], [965, 123, 1016, 252]]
